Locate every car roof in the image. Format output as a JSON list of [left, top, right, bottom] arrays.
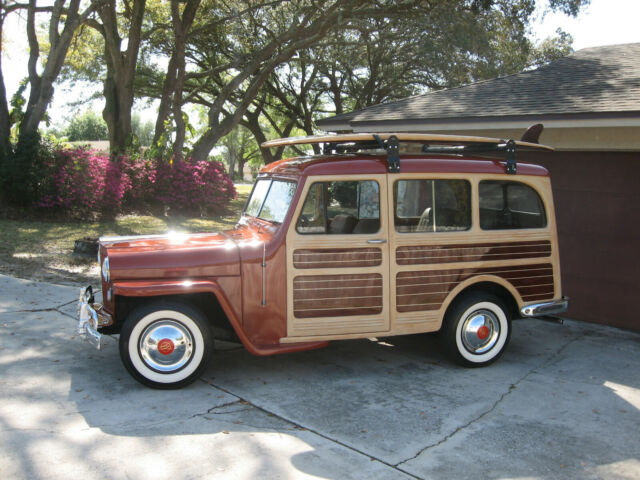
[[260, 154, 550, 178]]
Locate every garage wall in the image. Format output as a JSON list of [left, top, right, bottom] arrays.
[[521, 151, 640, 331]]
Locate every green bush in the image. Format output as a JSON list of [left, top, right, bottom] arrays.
[[65, 111, 108, 142], [0, 133, 55, 206]]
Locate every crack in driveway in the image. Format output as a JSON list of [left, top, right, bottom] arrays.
[[188, 400, 242, 420], [394, 330, 586, 469], [197, 379, 421, 479]]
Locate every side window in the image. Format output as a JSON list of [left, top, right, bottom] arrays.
[[394, 179, 471, 233], [479, 181, 547, 229], [296, 180, 380, 234]]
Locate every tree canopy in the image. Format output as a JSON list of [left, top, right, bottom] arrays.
[[0, 0, 590, 200]]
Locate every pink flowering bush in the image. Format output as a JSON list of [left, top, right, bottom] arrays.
[[154, 159, 236, 216], [37, 147, 236, 218], [38, 147, 115, 216]]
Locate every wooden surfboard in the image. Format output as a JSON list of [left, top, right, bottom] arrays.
[[261, 133, 553, 151]]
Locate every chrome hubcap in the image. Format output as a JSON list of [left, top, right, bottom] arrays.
[[139, 320, 194, 373], [461, 309, 500, 354]]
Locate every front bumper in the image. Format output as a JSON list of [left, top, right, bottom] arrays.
[[520, 296, 569, 317], [77, 286, 113, 350]]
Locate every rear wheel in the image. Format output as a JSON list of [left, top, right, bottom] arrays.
[[119, 302, 213, 389], [442, 292, 511, 367]]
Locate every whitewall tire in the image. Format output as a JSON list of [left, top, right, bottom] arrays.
[[442, 293, 511, 367], [119, 302, 212, 389]]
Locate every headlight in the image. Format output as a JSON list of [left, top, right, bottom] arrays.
[[101, 257, 110, 283]]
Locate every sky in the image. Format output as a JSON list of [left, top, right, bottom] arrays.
[[2, 0, 640, 128], [530, 0, 640, 49]]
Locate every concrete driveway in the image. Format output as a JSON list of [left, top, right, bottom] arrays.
[[1, 273, 639, 480]]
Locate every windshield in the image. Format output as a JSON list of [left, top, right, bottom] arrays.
[[244, 178, 297, 223]]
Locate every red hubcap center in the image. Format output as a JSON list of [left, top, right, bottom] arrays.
[[157, 338, 175, 355], [477, 326, 490, 340]]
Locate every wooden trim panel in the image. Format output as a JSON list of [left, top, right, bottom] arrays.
[[396, 240, 551, 265], [293, 248, 382, 269], [397, 264, 554, 313], [293, 273, 383, 318]]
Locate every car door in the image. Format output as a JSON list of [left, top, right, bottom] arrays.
[[283, 174, 390, 341]]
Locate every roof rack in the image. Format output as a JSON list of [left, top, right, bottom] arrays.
[[260, 130, 552, 175]]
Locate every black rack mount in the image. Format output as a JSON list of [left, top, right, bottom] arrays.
[[322, 136, 522, 174]]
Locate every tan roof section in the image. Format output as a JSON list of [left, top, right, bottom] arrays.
[[317, 43, 640, 129]]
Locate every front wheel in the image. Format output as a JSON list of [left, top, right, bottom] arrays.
[[119, 302, 213, 389], [441, 293, 511, 367]]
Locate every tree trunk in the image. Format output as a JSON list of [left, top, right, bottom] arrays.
[[0, 15, 11, 157], [237, 157, 246, 180], [18, 0, 95, 143], [97, 0, 146, 157], [152, 0, 200, 160], [102, 58, 134, 155]]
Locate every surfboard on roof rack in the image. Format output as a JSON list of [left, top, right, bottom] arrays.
[[260, 127, 553, 175]]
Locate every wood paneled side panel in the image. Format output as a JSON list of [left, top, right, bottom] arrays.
[[396, 241, 551, 265], [294, 273, 383, 318], [396, 264, 554, 313], [293, 248, 382, 269]]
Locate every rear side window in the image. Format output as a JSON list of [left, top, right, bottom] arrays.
[[394, 179, 471, 233], [479, 181, 547, 229]]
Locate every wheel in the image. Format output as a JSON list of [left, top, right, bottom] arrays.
[[119, 302, 213, 389], [441, 292, 511, 367]]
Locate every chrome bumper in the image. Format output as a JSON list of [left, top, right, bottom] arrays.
[[520, 296, 569, 317], [77, 286, 109, 350]]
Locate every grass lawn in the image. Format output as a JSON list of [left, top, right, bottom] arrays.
[[0, 184, 252, 286]]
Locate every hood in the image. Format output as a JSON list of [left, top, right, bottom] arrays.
[[101, 232, 241, 281]]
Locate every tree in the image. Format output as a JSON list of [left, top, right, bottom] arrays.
[[131, 112, 154, 146], [85, 0, 147, 155], [65, 110, 108, 141], [0, 1, 100, 150], [0, 0, 101, 205], [20, 1, 101, 143], [219, 125, 260, 180], [151, 0, 200, 160], [241, 0, 591, 164], [60, 0, 590, 163]]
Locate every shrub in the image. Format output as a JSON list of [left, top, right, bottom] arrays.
[[0, 133, 55, 206], [154, 158, 236, 216], [65, 111, 108, 142], [36, 147, 236, 218], [38, 147, 115, 217]]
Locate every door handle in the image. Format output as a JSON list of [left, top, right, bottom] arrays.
[[367, 239, 387, 244]]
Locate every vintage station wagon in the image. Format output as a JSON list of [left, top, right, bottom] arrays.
[[78, 132, 568, 388]]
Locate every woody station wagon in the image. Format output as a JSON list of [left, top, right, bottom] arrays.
[[78, 132, 568, 388]]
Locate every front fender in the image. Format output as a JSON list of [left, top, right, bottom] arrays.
[[112, 279, 327, 356]]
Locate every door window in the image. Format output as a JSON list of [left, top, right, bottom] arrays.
[[296, 180, 380, 234]]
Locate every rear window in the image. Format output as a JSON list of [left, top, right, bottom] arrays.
[[479, 180, 546, 229]]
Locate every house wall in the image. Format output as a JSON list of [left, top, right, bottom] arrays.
[[520, 151, 640, 331]]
